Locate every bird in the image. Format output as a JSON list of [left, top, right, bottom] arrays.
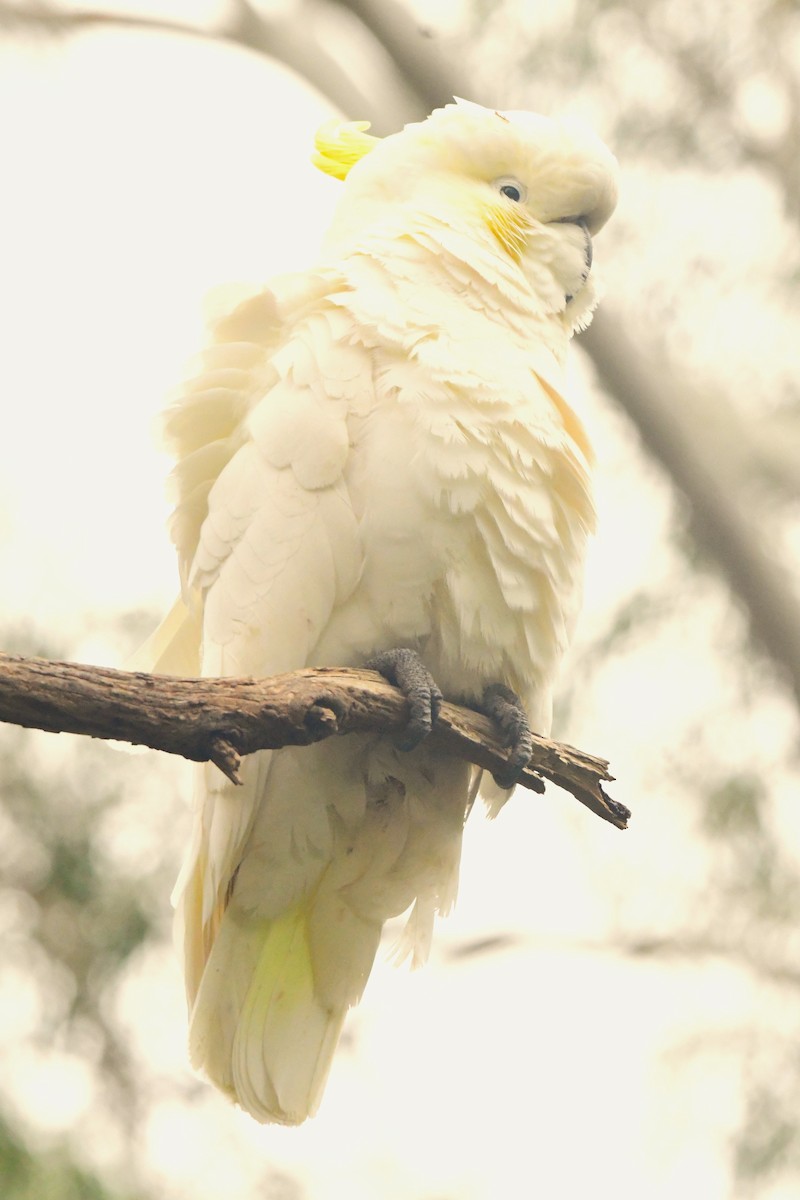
[[135, 98, 618, 1124]]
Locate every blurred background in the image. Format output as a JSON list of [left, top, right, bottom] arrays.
[[1, 1, 799, 1196]]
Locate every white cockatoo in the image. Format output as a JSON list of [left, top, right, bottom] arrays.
[[136, 99, 617, 1124]]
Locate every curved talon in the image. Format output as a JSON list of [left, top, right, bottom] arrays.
[[366, 647, 443, 751], [481, 682, 534, 789]]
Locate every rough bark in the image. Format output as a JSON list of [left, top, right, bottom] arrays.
[[0, 651, 628, 829]]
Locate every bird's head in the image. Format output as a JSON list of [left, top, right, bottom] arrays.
[[313, 98, 618, 329]]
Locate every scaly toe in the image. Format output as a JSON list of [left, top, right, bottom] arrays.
[[481, 682, 534, 788], [366, 648, 443, 751]]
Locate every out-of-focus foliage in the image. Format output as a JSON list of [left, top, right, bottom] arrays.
[[0, 1112, 133, 1200], [0, 624, 170, 1200], [0, 623, 306, 1199]]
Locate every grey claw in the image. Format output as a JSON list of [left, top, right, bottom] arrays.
[[366, 648, 443, 751], [481, 683, 533, 788]]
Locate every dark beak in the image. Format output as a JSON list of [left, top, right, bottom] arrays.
[[558, 214, 592, 273]]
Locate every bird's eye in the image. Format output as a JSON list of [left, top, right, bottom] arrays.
[[494, 177, 527, 203]]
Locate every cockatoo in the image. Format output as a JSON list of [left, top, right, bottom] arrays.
[[136, 98, 617, 1124]]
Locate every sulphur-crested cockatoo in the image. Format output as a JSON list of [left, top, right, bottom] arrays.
[[136, 99, 617, 1124]]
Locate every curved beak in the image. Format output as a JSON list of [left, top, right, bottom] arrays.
[[558, 214, 592, 273]]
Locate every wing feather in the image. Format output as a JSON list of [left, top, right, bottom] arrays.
[[166, 276, 368, 1012]]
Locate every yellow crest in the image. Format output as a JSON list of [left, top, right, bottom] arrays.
[[312, 120, 380, 181]]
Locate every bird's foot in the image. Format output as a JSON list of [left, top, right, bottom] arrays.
[[480, 683, 534, 789], [366, 647, 443, 751]]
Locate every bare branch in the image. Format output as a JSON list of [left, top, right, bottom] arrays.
[[0, 0, 379, 122], [445, 929, 800, 990], [0, 651, 627, 829], [331, 0, 462, 115], [613, 933, 800, 991]]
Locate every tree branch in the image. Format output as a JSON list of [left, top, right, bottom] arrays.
[[0, 651, 627, 829], [0, 0, 383, 125]]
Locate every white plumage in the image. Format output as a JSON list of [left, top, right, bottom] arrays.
[[138, 99, 618, 1123]]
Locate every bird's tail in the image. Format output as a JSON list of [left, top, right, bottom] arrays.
[[186, 893, 381, 1125], [180, 738, 470, 1124]]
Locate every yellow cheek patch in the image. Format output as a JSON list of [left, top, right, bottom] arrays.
[[484, 199, 534, 262], [312, 120, 380, 180]]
